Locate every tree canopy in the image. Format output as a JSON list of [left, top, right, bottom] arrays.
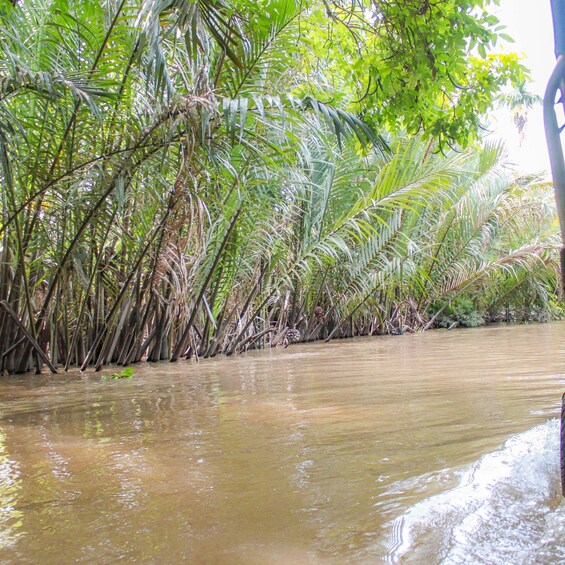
[[300, 0, 526, 148], [0, 0, 526, 147]]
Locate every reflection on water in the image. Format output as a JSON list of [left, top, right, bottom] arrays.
[[0, 430, 23, 552], [0, 323, 564, 563]]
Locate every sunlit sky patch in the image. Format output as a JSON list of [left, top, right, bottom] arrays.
[[490, 0, 555, 174]]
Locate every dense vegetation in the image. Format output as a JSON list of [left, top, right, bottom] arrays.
[[0, 0, 560, 374]]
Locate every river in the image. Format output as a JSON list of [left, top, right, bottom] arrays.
[[0, 323, 564, 563]]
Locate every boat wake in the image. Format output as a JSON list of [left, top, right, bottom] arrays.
[[385, 420, 565, 564]]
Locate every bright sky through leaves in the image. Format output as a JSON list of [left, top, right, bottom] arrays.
[[492, 0, 554, 173]]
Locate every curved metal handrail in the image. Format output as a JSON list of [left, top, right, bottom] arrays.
[[544, 55, 565, 290]]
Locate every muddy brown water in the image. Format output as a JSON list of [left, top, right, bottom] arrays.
[[0, 323, 564, 563]]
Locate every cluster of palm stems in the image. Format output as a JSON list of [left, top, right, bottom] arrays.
[[0, 0, 559, 373]]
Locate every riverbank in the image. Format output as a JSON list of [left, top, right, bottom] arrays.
[[2, 310, 563, 377]]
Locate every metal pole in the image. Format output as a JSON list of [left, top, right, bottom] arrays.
[[544, 55, 565, 291], [545, 1, 565, 292], [546, 0, 565, 498], [543, 55, 565, 292]]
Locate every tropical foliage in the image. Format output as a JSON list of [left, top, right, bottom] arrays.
[[0, 0, 558, 373]]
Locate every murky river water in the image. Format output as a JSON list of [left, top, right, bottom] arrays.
[[0, 323, 565, 563]]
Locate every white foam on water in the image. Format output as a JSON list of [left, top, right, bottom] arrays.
[[385, 420, 565, 564]]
